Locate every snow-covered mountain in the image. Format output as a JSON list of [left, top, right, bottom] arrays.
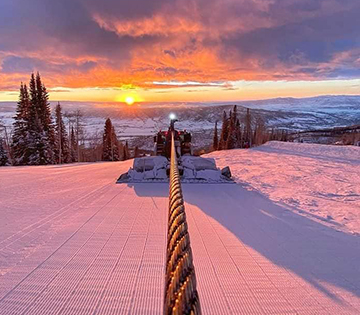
[[1, 95, 359, 146]]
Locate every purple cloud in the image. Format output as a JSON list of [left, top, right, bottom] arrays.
[[0, 0, 359, 88]]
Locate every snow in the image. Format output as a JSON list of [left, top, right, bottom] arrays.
[[181, 155, 218, 171], [206, 141, 360, 235], [0, 161, 168, 314], [133, 156, 167, 172], [122, 155, 229, 183], [0, 142, 360, 314]]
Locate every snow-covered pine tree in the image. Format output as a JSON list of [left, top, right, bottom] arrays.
[[218, 111, 229, 150], [26, 73, 53, 165], [213, 121, 218, 151], [70, 127, 78, 162], [12, 83, 30, 165], [111, 126, 120, 161], [27, 111, 51, 165], [0, 138, 9, 166], [35, 73, 56, 162], [55, 103, 70, 163], [102, 118, 119, 161]]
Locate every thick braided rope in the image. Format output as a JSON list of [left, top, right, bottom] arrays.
[[164, 132, 201, 315]]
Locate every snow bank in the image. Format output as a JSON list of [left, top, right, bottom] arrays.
[[259, 141, 360, 163], [206, 141, 360, 234]]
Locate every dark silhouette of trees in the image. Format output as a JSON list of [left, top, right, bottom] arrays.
[[213, 121, 218, 150], [55, 103, 70, 164], [235, 119, 242, 148], [226, 106, 238, 150], [212, 106, 288, 151], [0, 138, 9, 166], [218, 111, 229, 150], [12, 83, 30, 165], [123, 141, 130, 160], [102, 118, 119, 161], [244, 108, 252, 147], [70, 127, 78, 162], [134, 146, 140, 158]]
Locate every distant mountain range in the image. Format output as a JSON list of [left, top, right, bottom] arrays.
[[1, 96, 360, 146]]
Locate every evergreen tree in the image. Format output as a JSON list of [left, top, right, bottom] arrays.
[[226, 108, 237, 150], [12, 83, 30, 165], [55, 103, 70, 163], [244, 108, 252, 147], [253, 118, 266, 146], [102, 118, 112, 161], [111, 126, 120, 161], [73, 110, 84, 162], [218, 111, 229, 150], [70, 127, 78, 162], [123, 141, 130, 160], [213, 121, 218, 151], [233, 105, 238, 119], [118, 142, 124, 160], [12, 73, 56, 165], [27, 108, 51, 165], [270, 128, 275, 141], [36, 73, 56, 160], [26, 73, 54, 165], [281, 130, 288, 142], [235, 119, 242, 148], [125, 141, 130, 159], [102, 118, 119, 161], [123, 146, 127, 161], [253, 126, 257, 145], [0, 138, 9, 166]]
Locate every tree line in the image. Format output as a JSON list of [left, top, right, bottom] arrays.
[[212, 105, 289, 151], [0, 73, 136, 166]]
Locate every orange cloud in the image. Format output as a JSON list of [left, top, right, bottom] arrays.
[[1, 0, 360, 101]]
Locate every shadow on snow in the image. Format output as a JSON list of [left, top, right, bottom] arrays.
[[128, 182, 360, 302]]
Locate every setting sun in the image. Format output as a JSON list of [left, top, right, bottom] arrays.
[[125, 96, 135, 105]]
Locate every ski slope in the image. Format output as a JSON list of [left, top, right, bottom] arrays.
[[0, 142, 360, 314], [206, 141, 360, 235]]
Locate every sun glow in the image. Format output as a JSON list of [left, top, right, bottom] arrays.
[[125, 96, 135, 105], [115, 93, 143, 105]]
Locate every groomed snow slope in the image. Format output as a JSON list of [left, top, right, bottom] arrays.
[[206, 141, 360, 235], [0, 143, 360, 314]]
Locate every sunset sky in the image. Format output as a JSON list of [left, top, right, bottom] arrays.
[[0, 0, 359, 103]]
